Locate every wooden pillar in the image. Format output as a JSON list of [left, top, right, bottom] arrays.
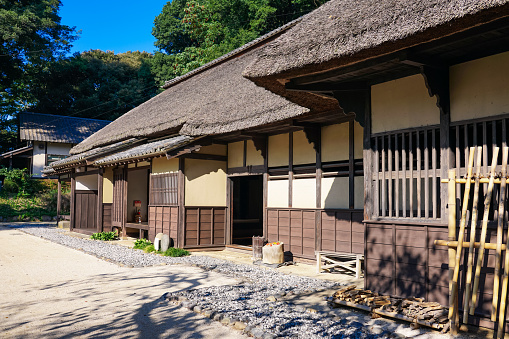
[[349, 119, 355, 210], [226, 177, 232, 245], [289, 131, 293, 208], [56, 177, 62, 222], [70, 169, 75, 231], [177, 158, 185, 248], [96, 168, 104, 233], [363, 90, 373, 220], [263, 135, 269, 241], [315, 127, 322, 252], [122, 165, 128, 238]]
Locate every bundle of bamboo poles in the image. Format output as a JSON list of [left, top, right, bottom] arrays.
[[436, 146, 509, 338]]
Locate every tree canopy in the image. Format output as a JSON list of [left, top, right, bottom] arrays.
[[0, 0, 77, 152], [150, 0, 326, 85], [31, 50, 157, 121]]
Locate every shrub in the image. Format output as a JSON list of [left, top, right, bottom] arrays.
[[133, 238, 152, 250], [163, 247, 190, 257], [90, 231, 117, 241], [144, 244, 156, 253], [0, 167, 43, 197]]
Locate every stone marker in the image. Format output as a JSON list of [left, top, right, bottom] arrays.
[[262, 242, 284, 264], [154, 233, 170, 252]]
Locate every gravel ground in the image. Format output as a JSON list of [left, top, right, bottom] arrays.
[[11, 224, 478, 339]]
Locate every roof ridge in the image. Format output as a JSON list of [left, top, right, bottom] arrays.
[[162, 17, 302, 89]]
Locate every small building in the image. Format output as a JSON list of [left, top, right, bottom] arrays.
[[1, 112, 110, 177]]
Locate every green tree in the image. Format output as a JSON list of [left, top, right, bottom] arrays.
[[0, 0, 77, 150], [31, 50, 158, 121], [151, 0, 326, 85]]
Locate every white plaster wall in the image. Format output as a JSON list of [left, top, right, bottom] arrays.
[[185, 159, 227, 207], [31, 141, 46, 177], [371, 74, 440, 134], [75, 174, 98, 191], [46, 143, 72, 155], [292, 178, 316, 208], [267, 180, 289, 208], [103, 167, 113, 203], [228, 141, 244, 168], [321, 177, 349, 209], [354, 176, 364, 209], [152, 157, 179, 174], [322, 123, 349, 162], [450, 51, 509, 122]]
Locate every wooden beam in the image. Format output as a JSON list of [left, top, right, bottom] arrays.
[[181, 153, 227, 162], [363, 90, 373, 220], [285, 81, 368, 93], [263, 135, 269, 241], [349, 120, 355, 210]]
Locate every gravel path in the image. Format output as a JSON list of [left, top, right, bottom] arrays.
[[11, 224, 476, 339]]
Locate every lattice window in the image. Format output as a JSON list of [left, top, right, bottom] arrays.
[[372, 127, 441, 220], [150, 172, 178, 206]]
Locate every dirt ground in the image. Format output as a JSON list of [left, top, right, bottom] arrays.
[[0, 226, 246, 338]]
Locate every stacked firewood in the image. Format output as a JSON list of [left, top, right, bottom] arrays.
[[331, 285, 449, 330]]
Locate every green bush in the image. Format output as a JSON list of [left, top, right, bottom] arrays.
[[144, 244, 156, 253], [163, 247, 190, 257], [90, 231, 117, 241], [133, 238, 152, 250], [0, 167, 44, 197]]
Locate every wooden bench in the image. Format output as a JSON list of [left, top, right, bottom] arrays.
[[125, 222, 149, 238], [315, 251, 364, 279]]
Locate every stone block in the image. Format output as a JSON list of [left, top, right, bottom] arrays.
[[262, 243, 284, 264], [154, 233, 170, 252], [57, 220, 70, 229], [41, 215, 52, 221]]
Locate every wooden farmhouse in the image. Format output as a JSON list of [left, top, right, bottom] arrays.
[[44, 0, 509, 331]]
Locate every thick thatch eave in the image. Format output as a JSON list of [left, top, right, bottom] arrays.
[[243, 0, 509, 84]]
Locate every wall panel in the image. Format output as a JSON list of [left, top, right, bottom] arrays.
[[268, 133, 289, 167], [184, 207, 226, 247], [148, 206, 178, 246]]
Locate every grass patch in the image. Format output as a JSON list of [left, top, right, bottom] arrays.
[[162, 247, 190, 257], [133, 238, 152, 250], [144, 244, 156, 253], [90, 231, 117, 241]]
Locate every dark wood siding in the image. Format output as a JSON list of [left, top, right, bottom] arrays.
[[267, 208, 316, 259], [365, 221, 509, 329], [184, 207, 226, 247], [102, 203, 112, 232], [74, 191, 97, 232], [148, 206, 178, 247], [320, 210, 364, 254]]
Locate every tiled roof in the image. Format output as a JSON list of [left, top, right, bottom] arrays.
[[19, 112, 110, 144]]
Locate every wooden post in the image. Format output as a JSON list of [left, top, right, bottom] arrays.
[[471, 147, 499, 315], [56, 177, 62, 222], [178, 158, 185, 248], [289, 132, 293, 208], [70, 169, 75, 231], [96, 168, 104, 233], [450, 147, 475, 333], [263, 136, 269, 241], [493, 146, 508, 321], [463, 146, 483, 324]]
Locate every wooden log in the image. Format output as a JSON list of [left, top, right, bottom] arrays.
[[450, 147, 476, 333], [434, 240, 506, 251], [493, 147, 508, 322], [463, 146, 483, 324], [498, 156, 509, 338], [471, 147, 500, 316]]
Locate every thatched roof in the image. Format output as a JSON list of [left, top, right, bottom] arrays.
[[19, 112, 110, 144], [70, 24, 310, 155], [243, 0, 509, 80], [94, 135, 193, 166]]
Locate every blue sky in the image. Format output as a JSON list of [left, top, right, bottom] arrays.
[[60, 0, 170, 54]]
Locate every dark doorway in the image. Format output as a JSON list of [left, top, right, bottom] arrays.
[[232, 175, 263, 246]]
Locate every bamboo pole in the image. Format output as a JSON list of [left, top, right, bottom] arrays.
[[450, 147, 476, 333], [463, 146, 483, 324], [498, 172, 509, 339], [470, 146, 500, 316], [493, 147, 508, 322], [434, 240, 507, 251], [448, 169, 457, 334]]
